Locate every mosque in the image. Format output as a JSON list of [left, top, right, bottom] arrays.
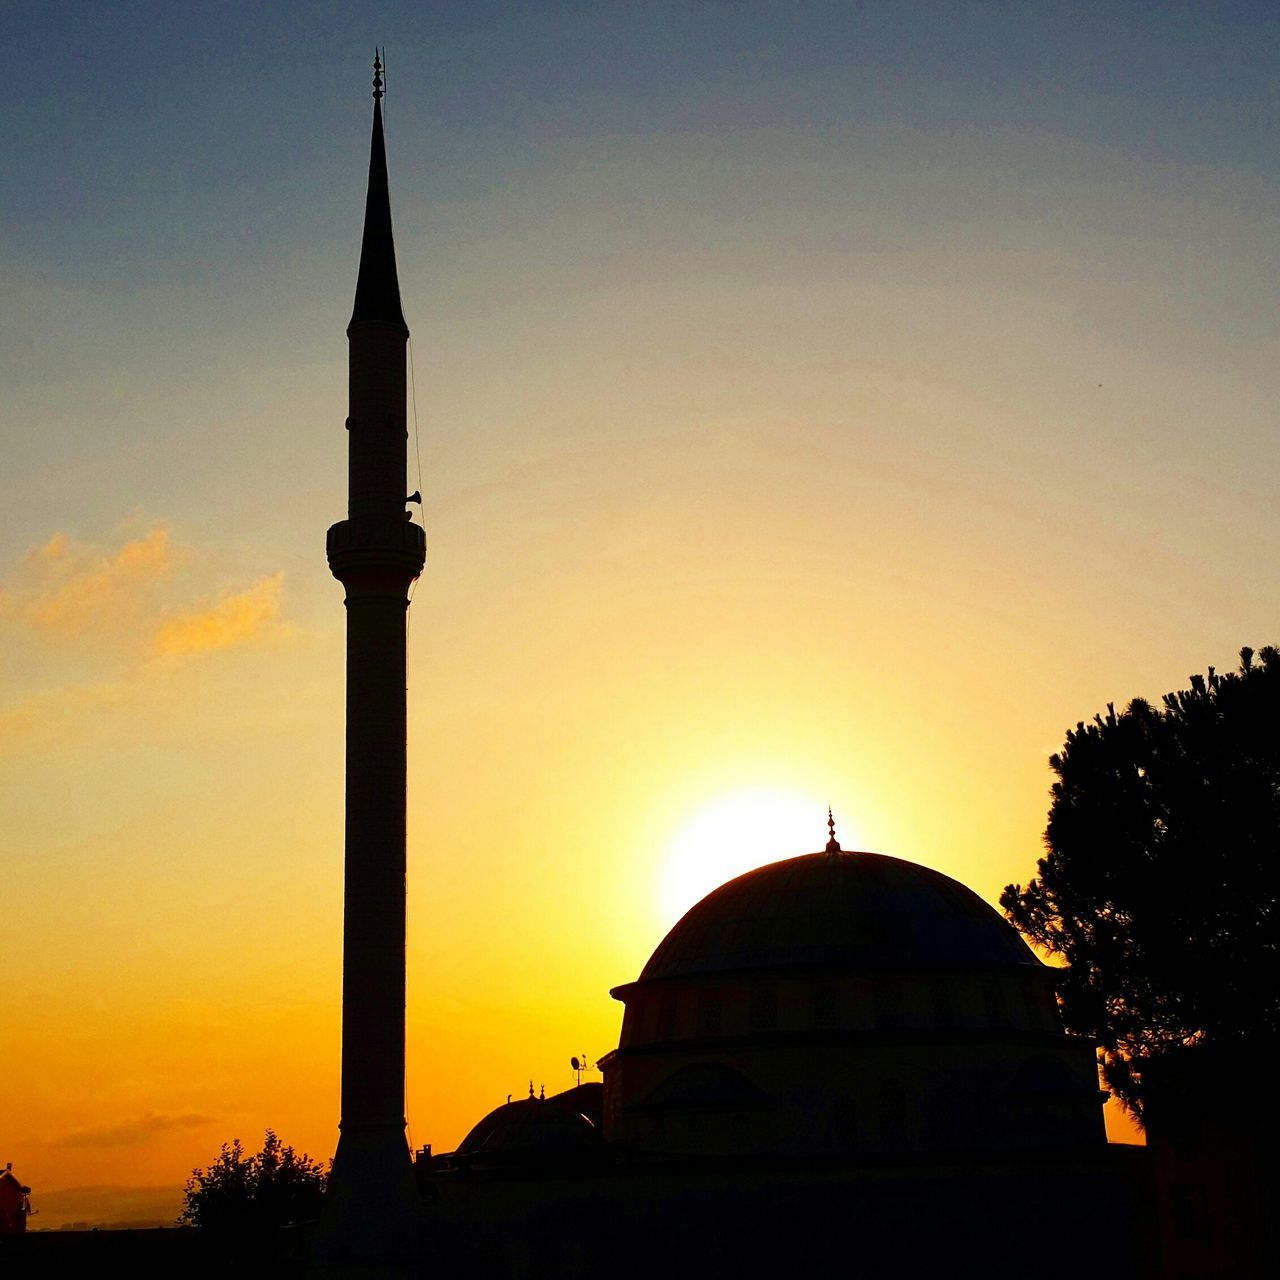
[[410, 818, 1155, 1275], [312, 60, 1201, 1278]]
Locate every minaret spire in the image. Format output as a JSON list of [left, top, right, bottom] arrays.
[[315, 55, 426, 1269], [349, 50, 407, 335]]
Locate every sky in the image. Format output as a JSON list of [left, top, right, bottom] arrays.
[[2, 1, 1277, 1211]]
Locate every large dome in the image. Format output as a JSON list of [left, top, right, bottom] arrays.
[[636, 850, 1038, 983]]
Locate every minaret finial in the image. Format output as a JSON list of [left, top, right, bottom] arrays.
[[349, 50, 406, 334], [826, 806, 841, 856]]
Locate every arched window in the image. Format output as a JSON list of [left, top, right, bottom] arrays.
[[698, 992, 722, 1036], [658, 993, 678, 1041], [982, 977, 1010, 1028], [749, 983, 777, 1031], [874, 975, 903, 1028], [878, 1077, 919, 1145], [929, 975, 956, 1027], [811, 981, 838, 1029]]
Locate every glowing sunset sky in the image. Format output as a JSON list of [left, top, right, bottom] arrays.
[[2, 2, 1277, 1200]]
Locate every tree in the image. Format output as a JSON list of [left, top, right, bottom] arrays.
[[1001, 646, 1280, 1121], [180, 1130, 327, 1233]]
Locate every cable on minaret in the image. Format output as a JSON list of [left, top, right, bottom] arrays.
[[825, 807, 841, 857]]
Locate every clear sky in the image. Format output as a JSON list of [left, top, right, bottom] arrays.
[[2, 1, 1277, 1206]]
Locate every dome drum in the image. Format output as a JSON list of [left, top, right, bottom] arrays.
[[615, 964, 1060, 1051]]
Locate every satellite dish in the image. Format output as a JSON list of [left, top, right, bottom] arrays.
[[570, 1056, 580, 1071]]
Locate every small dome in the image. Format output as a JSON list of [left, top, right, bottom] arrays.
[[456, 1089, 602, 1157], [635, 851, 1038, 984]]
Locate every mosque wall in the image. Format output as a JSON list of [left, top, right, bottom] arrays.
[[604, 1030, 1104, 1157]]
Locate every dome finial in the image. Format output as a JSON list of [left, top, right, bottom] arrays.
[[825, 806, 841, 856], [372, 49, 384, 101]]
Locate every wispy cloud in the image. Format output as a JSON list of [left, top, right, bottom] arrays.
[[0, 525, 293, 756], [154, 572, 286, 657], [11, 526, 173, 637], [45, 1112, 214, 1150]]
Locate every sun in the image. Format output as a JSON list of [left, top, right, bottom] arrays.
[[657, 786, 846, 925]]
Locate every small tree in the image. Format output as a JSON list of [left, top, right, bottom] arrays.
[[180, 1130, 327, 1232], [1001, 646, 1280, 1121]]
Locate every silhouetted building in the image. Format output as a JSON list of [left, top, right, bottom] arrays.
[[414, 831, 1158, 1277], [0, 1164, 32, 1236], [1144, 1045, 1280, 1279]]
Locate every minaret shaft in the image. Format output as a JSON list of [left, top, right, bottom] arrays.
[[339, 325, 412, 1131], [340, 586, 409, 1126]]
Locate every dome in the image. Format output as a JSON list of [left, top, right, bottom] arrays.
[[456, 1085, 603, 1157], [634, 850, 1038, 985]]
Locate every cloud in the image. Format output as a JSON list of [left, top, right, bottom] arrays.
[[17, 526, 173, 636], [0, 525, 293, 756], [1, 525, 289, 662], [153, 572, 286, 657], [45, 1112, 214, 1150]]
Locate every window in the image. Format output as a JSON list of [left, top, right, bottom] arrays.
[[925, 1090, 957, 1144], [982, 977, 1010, 1028], [874, 976, 903, 1028], [930, 976, 956, 1027], [811, 981, 838, 1029], [749, 983, 777, 1032], [1172, 1184, 1212, 1240], [697, 993, 722, 1036], [658, 993, 678, 1041], [1020, 983, 1045, 1031], [878, 1077, 919, 1144], [833, 1095, 859, 1145]]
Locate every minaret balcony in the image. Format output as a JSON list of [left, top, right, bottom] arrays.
[[327, 517, 426, 593]]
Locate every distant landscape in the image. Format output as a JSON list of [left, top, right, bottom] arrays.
[[29, 1185, 182, 1232]]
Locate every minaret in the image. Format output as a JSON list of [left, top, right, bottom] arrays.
[[315, 54, 426, 1266]]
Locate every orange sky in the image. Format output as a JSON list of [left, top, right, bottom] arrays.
[[4, 3, 1278, 1206]]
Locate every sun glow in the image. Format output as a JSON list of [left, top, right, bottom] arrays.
[[658, 786, 845, 925]]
